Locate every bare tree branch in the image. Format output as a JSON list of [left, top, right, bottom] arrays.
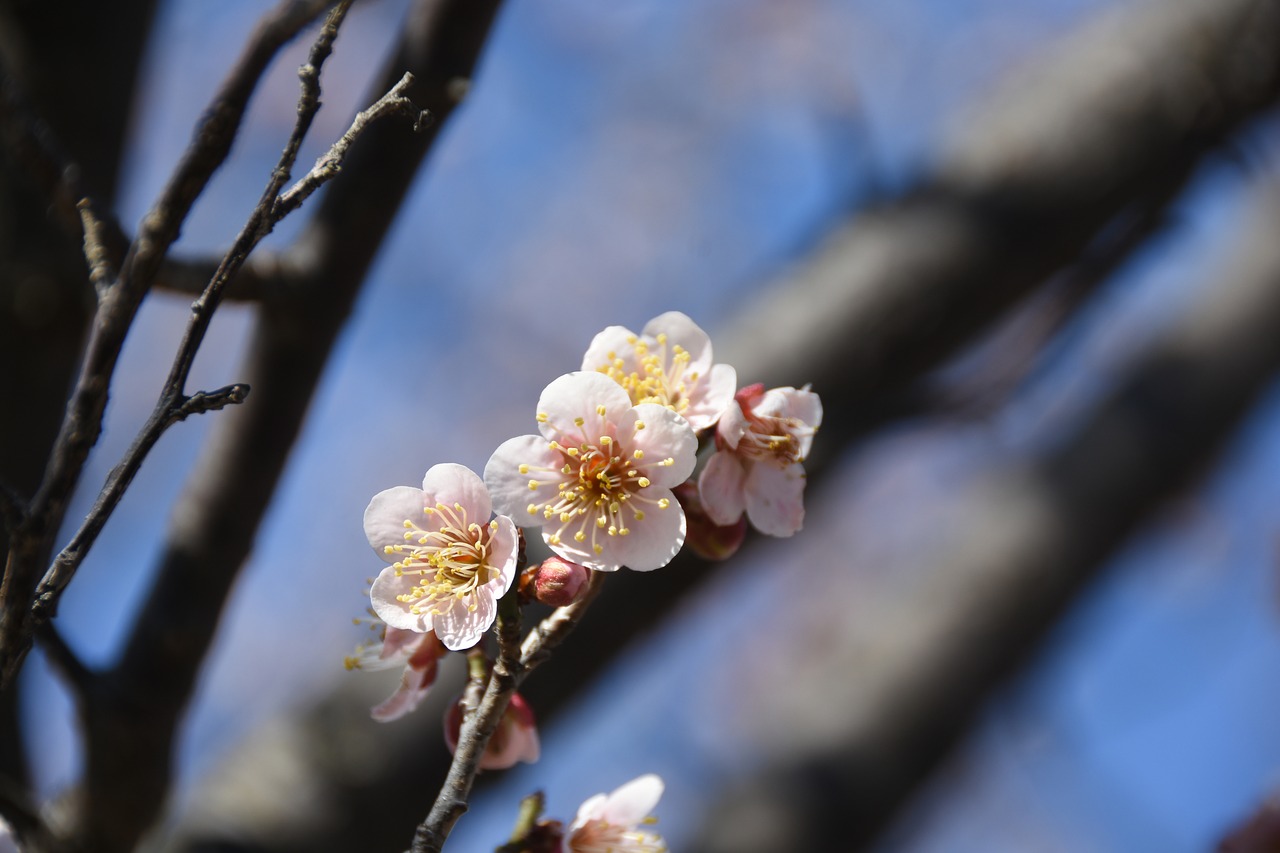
[[58, 1, 505, 849], [0, 0, 336, 688], [27, 2, 426, 639]]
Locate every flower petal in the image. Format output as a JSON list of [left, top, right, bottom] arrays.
[[364, 486, 428, 557], [607, 487, 685, 571], [432, 589, 497, 651], [421, 462, 492, 524], [483, 515, 521, 595], [624, 404, 697, 488], [641, 311, 712, 375], [682, 361, 737, 432], [370, 567, 433, 632], [380, 626, 423, 661], [485, 434, 566, 520], [744, 461, 806, 536], [536, 371, 632, 443], [573, 793, 610, 827], [698, 451, 747, 526], [715, 399, 751, 451], [581, 325, 639, 373], [601, 774, 664, 826], [371, 661, 434, 722]]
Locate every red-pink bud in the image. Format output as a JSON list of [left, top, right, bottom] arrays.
[[530, 556, 591, 607], [444, 691, 540, 770], [674, 480, 746, 561]]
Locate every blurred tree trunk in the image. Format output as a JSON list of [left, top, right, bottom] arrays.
[[0, 0, 158, 788]]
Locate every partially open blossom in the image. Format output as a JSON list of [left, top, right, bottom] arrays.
[[698, 383, 822, 537], [444, 691, 540, 771], [526, 556, 592, 607], [365, 463, 519, 651], [346, 627, 449, 722], [564, 774, 668, 853], [485, 372, 697, 572], [582, 311, 736, 432], [672, 480, 746, 561]]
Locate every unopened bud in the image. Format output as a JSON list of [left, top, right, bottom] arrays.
[[528, 556, 591, 607], [674, 480, 746, 561], [444, 691, 540, 770]]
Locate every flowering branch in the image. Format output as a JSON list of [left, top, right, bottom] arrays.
[[411, 572, 606, 853]]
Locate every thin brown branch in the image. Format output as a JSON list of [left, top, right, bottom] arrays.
[[0, 0, 335, 687], [412, 573, 605, 853], [274, 72, 430, 221]]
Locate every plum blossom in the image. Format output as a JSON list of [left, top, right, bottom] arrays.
[[485, 372, 697, 572], [365, 463, 519, 651], [582, 311, 736, 432], [345, 627, 449, 722], [444, 691, 540, 771], [698, 383, 822, 537], [564, 774, 668, 853]]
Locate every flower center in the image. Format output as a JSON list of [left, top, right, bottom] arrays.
[[738, 412, 814, 466], [598, 333, 698, 415], [384, 502, 499, 615], [520, 414, 675, 557]]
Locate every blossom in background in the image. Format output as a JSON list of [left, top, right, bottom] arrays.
[[582, 311, 736, 432], [698, 383, 822, 537], [346, 627, 449, 722], [564, 774, 668, 853], [444, 691, 540, 771], [486, 371, 697, 572], [365, 463, 519, 650]]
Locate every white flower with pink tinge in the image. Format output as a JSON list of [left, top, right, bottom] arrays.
[[485, 372, 697, 572], [564, 774, 668, 853], [698, 383, 822, 537], [582, 311, 736, 432], [346, 628, 448, 722], [365, 463, 519, 651]]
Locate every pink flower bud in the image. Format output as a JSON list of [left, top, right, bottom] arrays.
[[444, 691, 540, 771], [529, 556, 591, 607], [674, 481, 746, 561]]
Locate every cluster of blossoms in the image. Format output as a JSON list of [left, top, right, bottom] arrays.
[[350, 312, 820, 846]]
